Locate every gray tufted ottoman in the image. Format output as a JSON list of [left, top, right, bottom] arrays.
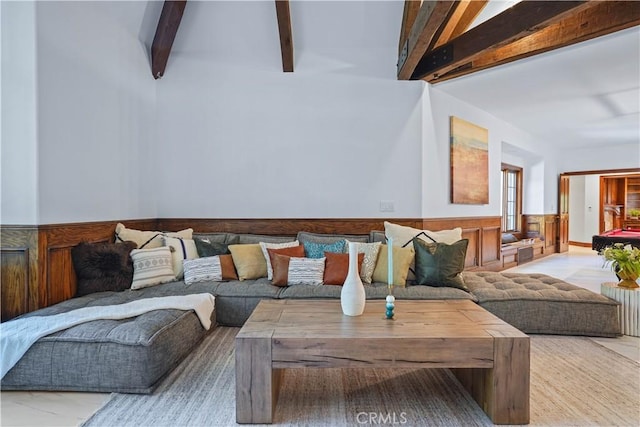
[[463, 272, 621, 337]]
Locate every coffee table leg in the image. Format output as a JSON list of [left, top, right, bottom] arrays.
[[453, 336, 530, 424], [236, 336, 279, 424]]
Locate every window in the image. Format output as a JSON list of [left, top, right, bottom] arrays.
[[501, 164, 522, 232]]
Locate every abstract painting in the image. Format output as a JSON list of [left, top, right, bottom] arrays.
[[450, 116, 489, 204]]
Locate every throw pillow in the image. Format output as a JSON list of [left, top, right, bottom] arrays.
[[71, 241, 137, 297], [183, 256, 222, 285], [228, 244, 267, 281], [372, 244, 415, 286], [347, 241, 382, 284], [266, 245, 305, 279], [114, 223, 193, 249], [384, 221, 462, 246], [259, 241, 300, 280], [271, 253, 325, 286], [218, 254, 239, 280], [162, 236, 199, 280], [296, 231, 369, 244], [194, 237, 231, 257], [413, 238, 469, 291], [323, 251, 364, 286], [303, 240, 346, 259], [130, 247, 176, 290]]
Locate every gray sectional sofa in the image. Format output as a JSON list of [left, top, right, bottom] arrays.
[[1, 230, 621, 394]]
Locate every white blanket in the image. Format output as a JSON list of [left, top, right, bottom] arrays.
[[0, 293, 215, 379]]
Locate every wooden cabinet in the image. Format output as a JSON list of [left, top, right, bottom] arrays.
[[600, 174, 640, 232]]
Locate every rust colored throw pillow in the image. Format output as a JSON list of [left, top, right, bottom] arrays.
[[271, 253, 292, 287], [323, 251, 364, 285], [219, 254, 239, 281], [267, 245, 305, 272]]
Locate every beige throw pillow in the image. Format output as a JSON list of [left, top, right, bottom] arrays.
[[130, 247, 176, 290], [115, 223, 193, 249], [384, 221, 462, 246], [229, 244, 267, 281], [372, 244, 415, 287], [162, 236, 199, 280]]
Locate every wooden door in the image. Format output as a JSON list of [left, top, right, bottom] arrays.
[[558, 174, 570, 253]]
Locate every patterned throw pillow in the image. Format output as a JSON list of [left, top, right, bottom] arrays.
[[323, 251, 364, 286], [303, 240, 346, 259], [130, 247, 176, 290], [183, 256, 222, 284], [162, 236, 199, 280], [346, 241, 382, 284], [259, 241, 300, 280], [271, 254, 325, 286]]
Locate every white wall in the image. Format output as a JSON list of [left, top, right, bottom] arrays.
[[1, 1, 39, 224], [557, 142, 640, 173], [569, 175, 600, 243], [34, 1, 158, 223], [154, 1, 424, 218]]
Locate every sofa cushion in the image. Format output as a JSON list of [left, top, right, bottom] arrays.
[[463, 272, 621, 337], [71, 241, 137, 297], [237, 234, 294, 244]]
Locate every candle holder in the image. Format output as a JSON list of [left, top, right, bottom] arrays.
[[385, 286, 395, 320]]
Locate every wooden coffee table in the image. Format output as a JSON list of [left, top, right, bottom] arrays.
[[235, 299, 529, 424]]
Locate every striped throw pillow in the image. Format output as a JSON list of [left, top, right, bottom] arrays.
[[130, 247, 176, 290], [272, 253, 325, 286], [183, 256, 223, 285]]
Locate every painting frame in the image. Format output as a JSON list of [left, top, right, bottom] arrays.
[[450, 116, 489, 205]]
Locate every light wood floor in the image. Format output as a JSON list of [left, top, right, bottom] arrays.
[[2, 246, 638, 427]]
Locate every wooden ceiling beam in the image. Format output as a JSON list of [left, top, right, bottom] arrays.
[[431, 1, 640, 83], [151, 0, 187, 79], [431, 0, 488, 49], [397, 1, 456, 80], [412, 0, 593, 81], [275, 0, 294, 72], [398, 1, 422, 55]]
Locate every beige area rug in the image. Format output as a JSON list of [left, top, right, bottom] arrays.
[[83, 327, 639, 427]]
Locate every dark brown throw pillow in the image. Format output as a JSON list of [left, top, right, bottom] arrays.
[[323, 252, 364, 285], [271, 253, 292, 287], [71, 241, 137, 296]]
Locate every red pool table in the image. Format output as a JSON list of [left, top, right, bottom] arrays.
[[592, 228, 640, 252]]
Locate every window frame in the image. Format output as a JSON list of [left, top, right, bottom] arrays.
[[501, 163, 523, 233]]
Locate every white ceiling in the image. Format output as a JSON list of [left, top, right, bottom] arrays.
[[436, 25, 640, 150], [151, 1, 639, 151]]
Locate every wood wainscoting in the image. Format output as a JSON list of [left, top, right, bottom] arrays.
[[2, 216, 501, 320], [522, 214, 558, 256]]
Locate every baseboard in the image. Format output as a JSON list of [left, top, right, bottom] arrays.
[[568, 241, 592, 248]]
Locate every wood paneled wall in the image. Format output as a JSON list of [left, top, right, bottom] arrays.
[[522, 214, 558, 255], [2, 216, 502, 320]]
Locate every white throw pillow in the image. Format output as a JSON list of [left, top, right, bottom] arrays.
[[183, 256, 222, 285], [130, 247, 176, 290], [259, 240, 300, 280], [115, 223, 193, 249], [384, 221, 462, 246], [287, 257, 325, 286], [347, 241, 382, 284], [163, 236, 199, 280]]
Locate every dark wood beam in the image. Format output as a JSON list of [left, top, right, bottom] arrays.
[[151, 0, 187, 80], [398, 0, 422, 56], [412, 0, 592, 81], [431, 0, 488, 49], [275, 0, 294, 72], [397, 1, 456, 80]]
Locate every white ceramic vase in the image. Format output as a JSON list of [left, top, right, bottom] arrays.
[[341, 242, 366, 316]]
